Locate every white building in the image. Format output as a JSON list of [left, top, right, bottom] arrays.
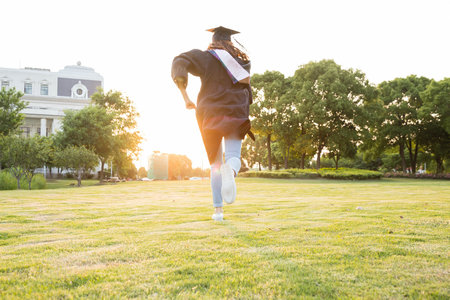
[[0, 62, 103, 137]]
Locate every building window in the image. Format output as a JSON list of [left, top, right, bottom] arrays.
[[24, 82, 32, 94], [20, 127, 31, 137], [1, 80, 9, 90], [71, 81, 88, 99], [36, 127, 50, 136], [40, 83, 49, 95]]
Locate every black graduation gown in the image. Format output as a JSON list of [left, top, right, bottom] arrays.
[[171, 49, 253, 164]]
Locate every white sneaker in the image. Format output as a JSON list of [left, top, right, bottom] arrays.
[[212, 213, 223, 221], [221, 163, 236, 204]]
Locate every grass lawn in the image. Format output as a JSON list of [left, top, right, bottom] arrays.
[[45, 179, 101, 189], [0, 178, 449, 299]]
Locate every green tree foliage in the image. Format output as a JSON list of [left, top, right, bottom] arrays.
[[113, 152, 137, 179], [274, 77, 300, 168], [0, 88, 27, 136], [54, 146, 99, 187], [241, 135, 267, 170], [91, 89, 142, 177], [378, 75, 431, 173], [57, 89, 142, 180], [251, 71, 288, 170], [0, 135, 51, 189], [58, 105, 115, 180], [419, 78, 450, 173], [291, 60, 377, 169], [245, 64, 447, 174], [420, 78, 450, 134], [289, 135, 315, 169]]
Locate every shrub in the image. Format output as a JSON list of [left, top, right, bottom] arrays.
[[284, 168, 320, 179], [20, 174, 47, 190], [31, 174, 47, 189], [0, 171, 17, 190], [318, 168, 383, 180]]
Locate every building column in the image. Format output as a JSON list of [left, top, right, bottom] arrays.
[[40, 118, 47, 137], [52, 118, 62, 134]]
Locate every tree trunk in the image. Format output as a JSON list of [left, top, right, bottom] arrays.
[[267, 134, 272, 171], [77, 169, 82, 187], [333, 154, 340, 170], [99, 160, 105, 181], [413, 141, 419, 174], [284, 147, 290, 169], [17, 177, 21, 189], [399, 142, 406, 173], [406, 138, 419, 174], [28, 176, 32, 190], [300, 153, 306, 169], [435, 155, 443, 174], [258, 162, 261, 171]]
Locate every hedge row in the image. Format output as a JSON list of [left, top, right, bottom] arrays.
[[384, 172, 450, 180], [240, 171, 294, 179], [239, 168, 383, 180], [318, 168, 383, 180]]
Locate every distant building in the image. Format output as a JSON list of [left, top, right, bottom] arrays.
[[0, 62, 103, 137]]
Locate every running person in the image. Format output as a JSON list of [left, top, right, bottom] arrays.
[[171, 26, 254, 221]]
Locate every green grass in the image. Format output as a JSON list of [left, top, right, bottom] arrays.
[[45, 179, 102, 189], [0, 178, 449, 298]]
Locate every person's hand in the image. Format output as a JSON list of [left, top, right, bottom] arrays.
[[180, 87, 195, 110], [185, 98, 196, 110]]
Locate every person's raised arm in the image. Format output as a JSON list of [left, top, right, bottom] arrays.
[[172, 50, 206, 110]]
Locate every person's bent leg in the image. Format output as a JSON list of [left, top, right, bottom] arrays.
[[224, 138, 242, 176], [220, 136, 242, 204]]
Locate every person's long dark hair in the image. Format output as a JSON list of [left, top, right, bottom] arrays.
[[208, 40, 250, 63]]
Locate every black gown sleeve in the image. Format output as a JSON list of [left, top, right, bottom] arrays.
[[171, 49, 208, 87]]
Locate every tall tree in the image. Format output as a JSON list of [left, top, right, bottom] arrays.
[[0, 88, 27, 136], [59, 105, 115, 180], [280, 77, 314, 169], [378, 75, 431, 173], [273, 100, 299, 168], [251, 71, 288, 170], [419, 78, 450, 173], [91, 89, 142, 176], [291, 60, 376, 169]]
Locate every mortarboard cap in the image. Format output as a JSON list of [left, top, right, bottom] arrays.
[[207, 26, 240, 42]]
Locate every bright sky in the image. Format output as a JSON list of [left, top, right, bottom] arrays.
[[1, 0, 449, 168]]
